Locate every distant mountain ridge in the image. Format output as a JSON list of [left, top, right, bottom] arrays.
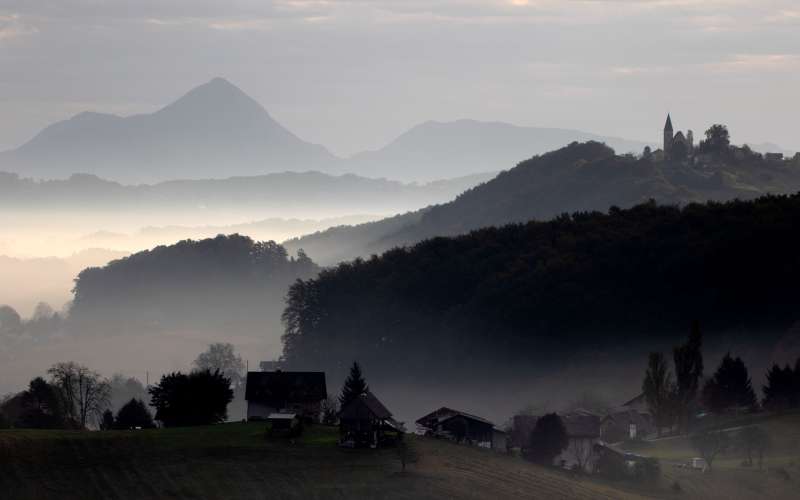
[[0, 170, 495, 217], [0, 78, 337, 183], [347, 119, 652, 181], [2, 78, 666, 183]]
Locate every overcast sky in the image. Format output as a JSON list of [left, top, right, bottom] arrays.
[[0, 0, 798, 156]]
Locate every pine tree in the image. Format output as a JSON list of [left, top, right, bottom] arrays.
[[762, 364, 795, 411], [703, 353, 757, 413], [339, 362, 368, 408], [673, 322, 703, 432]]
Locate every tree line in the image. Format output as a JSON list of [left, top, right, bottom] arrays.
[[281, 193, 800, 382], [0, 343, 244, 430]]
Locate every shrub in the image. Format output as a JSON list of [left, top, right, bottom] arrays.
[[115, 399, 155, 429]]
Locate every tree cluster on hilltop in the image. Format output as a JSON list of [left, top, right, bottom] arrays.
[[281, 194, 800, 380], [68, 234, 317, 336]]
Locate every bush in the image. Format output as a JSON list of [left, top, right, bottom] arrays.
[[633, 457, 660, 485], [115, 399, 155, 429], [148, 369, 233, 427], [524, 413, 569, 465]]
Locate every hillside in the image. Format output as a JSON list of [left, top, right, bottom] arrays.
[[619, 412, 800, 499], [0, 424, 650, 500], [348, 119, 650, 181], [0, 78, 337, 183], [67, 235, 316, 341], [286, 141, 800, 264], [281, 194, 800, 388]]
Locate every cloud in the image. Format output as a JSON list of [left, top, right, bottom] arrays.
[[705, 53, 800, 73]]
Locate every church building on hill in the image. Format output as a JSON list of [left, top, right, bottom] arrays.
[[663, 114, 694, 161]]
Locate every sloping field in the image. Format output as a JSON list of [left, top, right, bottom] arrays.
[[0, 423, 648, 500], [619, 412, 800, 499]]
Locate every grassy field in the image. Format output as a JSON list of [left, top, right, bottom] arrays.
[[0, 423, 651, 500], [617, 411, 800, 499]]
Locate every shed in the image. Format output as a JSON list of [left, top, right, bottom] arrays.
[[339, 391, 403, 448]]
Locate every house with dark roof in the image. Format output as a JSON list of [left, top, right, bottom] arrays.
[[601, 407, 654, 443], [416, 407, 507, 451], [339, 391, 403, 448], [510, 412, 602, 472], [245, 371, 327, 423]]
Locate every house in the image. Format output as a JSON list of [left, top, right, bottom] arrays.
[[601, 408, 654, 443], [245, 371, 327, 423], [621, 393, 649, 413], [510, 412, 602, 473], [416, 407, 507, 451], [339, 391, 404, 448], [557, 413, 602, 472]]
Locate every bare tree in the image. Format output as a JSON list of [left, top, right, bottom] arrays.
[[193, 343, 245, 389], [690, 428, 729, 471], [48, 362, 111, 429]]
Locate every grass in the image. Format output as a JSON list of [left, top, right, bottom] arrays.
[[0, 423, 649, 500], [616, 411, 800, 499]]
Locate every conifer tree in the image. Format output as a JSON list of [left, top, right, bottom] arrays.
[[339, 362, 368, 408], [703, 353, 757, 413], [673, 322, 703, 432]]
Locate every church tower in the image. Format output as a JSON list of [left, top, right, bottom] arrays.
[[663, 114, 674, 158]]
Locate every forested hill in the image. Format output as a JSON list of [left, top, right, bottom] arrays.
[[68, 235, 318, 338], [281, 194, 800, 382], [285, 141, 800, 264]]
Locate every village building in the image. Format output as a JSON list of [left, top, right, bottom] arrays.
[[417, 407, 507, 451], [663, 114, 694, 161], [600, 407, 654, 443], [339, 391, 404, 448], [245, 370, 327, 423], [510, 412, 602, 473]]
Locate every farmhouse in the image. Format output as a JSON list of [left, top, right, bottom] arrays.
[[600, 407, 654, 443], [339, 391, 404, 448], [511, 412, 602, 472], [416, 407, 507, 451], [245, 371, 327, 423]]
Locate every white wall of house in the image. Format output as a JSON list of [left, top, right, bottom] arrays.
[[555, 437, 600, 473], [247, 401, 278, 420]]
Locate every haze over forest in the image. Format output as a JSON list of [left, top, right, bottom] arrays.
[[1, 0, 799, 443]]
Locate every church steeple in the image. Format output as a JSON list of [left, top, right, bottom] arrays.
[[663, 113, 674, 157]]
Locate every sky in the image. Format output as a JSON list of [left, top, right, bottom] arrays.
[[0, 0, 798, 156]]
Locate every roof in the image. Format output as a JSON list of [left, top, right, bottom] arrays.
[[339, 391, 392, 420], [512, 413, 600, 442], [245, 371, 327, 403], [664, 114, 673, 130], [621, 393, 647, 408], [562, 414, 601, 438], [267, 413, 297, 420], [602, 408, 650, 427], [416, 407, 494, 428]]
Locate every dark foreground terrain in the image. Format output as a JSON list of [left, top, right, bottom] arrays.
[[1, 424, 645, 500], [3, 418, 799, 499]]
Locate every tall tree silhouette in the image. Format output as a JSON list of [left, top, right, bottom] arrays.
[[673, 322, 703, 432], [524, 413, 569, 465], [643, 352, 674, 436], [762, 361, 798, 411], [339, 362, 368, 407], [703, 353, 757, 413]]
